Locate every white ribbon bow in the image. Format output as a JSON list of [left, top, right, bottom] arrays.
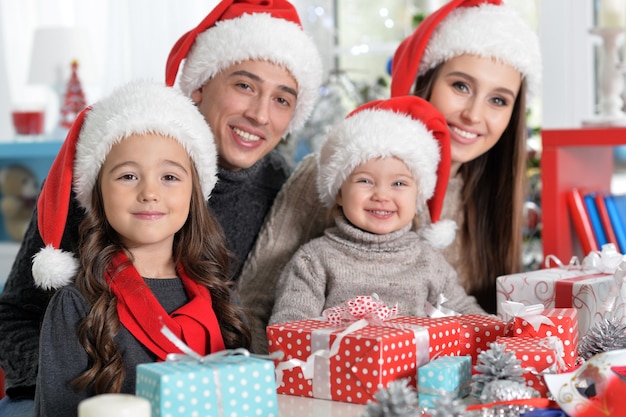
[[500, 301, 554, 332]]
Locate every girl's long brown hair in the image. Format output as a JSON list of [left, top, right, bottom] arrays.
[[72, 160, 251, 394], [414, 65, 527, 314]]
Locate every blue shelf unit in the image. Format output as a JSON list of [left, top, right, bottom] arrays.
[[0, 140, 63, 241]]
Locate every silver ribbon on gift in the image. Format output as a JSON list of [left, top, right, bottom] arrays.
[[500, 301, 555, 332], [424, 294, 461, 318], [521, 336, 567, 376]]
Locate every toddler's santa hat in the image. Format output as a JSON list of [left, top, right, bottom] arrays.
[[316, 96, 455, 248], [165, 0, 323, 133], [391, 0, 541, 100], [32, 80, 218, 290]]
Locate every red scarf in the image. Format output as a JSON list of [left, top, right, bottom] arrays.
[[105, 252, 225, 360]]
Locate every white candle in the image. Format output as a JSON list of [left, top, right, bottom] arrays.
[[599, 0, 626, 28], [78, 394, 151, 417]]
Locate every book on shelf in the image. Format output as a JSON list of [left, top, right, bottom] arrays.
[[604, 194, 626, 253], [583, 193, 608, 248], [567, 188, 599, 255], [593, 193, 619, 248], [569, 189, 626, 254]]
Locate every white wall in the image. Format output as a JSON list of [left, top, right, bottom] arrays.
[[539, 0, 595, 128]]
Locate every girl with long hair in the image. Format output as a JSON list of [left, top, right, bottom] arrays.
[[33, 81, 251, 417]]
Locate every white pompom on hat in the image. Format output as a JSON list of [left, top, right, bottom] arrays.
[[391, 0, 541, 100], [165, 0, 323, 134], [316, 96, 456, 248], [32, 80, 218, 290]]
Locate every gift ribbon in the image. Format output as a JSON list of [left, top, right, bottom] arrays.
[[500, 301, 555, 332], [581, 243, 624, 273], [322, 293, 398, 326], [544, 254, 580, 270], [538, 336, 567, 372], [424, 294, 460, 318], [546, 246, 626, 312], [416, 375, 472, 398]]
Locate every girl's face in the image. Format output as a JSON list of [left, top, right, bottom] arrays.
[[428, 54, 522, 171], [191, 60, 298, 172], [337, 157, 418, 235], [100, 134, 193, 252]]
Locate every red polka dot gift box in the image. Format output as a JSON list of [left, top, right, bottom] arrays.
[[501, 303, 579, 370], [456, 314, 511, 365], [495, 336, 568, 397], [267, 316, 461, 405]]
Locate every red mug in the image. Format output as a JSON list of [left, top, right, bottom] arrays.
[[12, 111, 45, 135]]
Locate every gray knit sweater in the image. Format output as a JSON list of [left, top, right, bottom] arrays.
[[269, 215, 484, 326]]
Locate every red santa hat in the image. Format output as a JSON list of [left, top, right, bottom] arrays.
[[391, 0, 541, 100], [32, 80, 218, 290], [316, 96, 455, 248], [165, 0, 323, 133]]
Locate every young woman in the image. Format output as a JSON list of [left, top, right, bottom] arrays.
[[239, 0, 541, 352], [269, 96, 485, 325], [33, 81, 250, 417]]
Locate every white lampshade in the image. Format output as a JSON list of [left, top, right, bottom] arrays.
[[27, 26, 96, 86]]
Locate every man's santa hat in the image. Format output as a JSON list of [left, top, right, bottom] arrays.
[[391, 0, 541, 100], [32, 80, 218, 290], [316, 96, 455, 248], [165, 0, 323, 133]]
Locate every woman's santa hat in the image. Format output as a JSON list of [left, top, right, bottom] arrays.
[[165, 0, 323, 133], [32, 80, 218, 290], [391, 0, 541, 100], [316, 96, 456, 248]]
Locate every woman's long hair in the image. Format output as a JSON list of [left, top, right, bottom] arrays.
[[414, 65, 527, 314], [72, 161, 251, 394]]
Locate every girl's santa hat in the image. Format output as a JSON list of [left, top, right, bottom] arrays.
[[316, 96, 456, 248], [165, 0, 323, 133], [391, 0, 541, 100], [32, 80, 218, 290]]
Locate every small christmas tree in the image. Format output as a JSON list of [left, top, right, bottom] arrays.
[[59, 60, 87, 128]]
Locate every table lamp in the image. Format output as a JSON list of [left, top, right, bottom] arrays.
[[27, 27, 95, 132]]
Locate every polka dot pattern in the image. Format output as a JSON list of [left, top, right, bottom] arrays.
[[267, 318, 419, 405], [417, 355, 471, 408], [136, 356, 278, 417], [457, 314, 509, 364], [512, 308, 579, 369], [386, 316, 461, 357], [496, 336, 558, 397]]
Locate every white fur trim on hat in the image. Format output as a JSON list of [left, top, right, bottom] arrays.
[[32, 245, 79, 290], [179, 12, 323, 133], [316, 108, 440, 211], [73, 80, 218, 214], [420, 219, 457, 249], [420, 3, 542, 99]]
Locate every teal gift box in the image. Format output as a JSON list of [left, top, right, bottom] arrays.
[[417, 355, 471, 408], [136, 355, 279, 417]]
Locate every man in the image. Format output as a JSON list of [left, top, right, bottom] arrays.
[[0, 0, 322, 414]]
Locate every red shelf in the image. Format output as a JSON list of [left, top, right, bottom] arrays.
[[541, 127, 626, 263]]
